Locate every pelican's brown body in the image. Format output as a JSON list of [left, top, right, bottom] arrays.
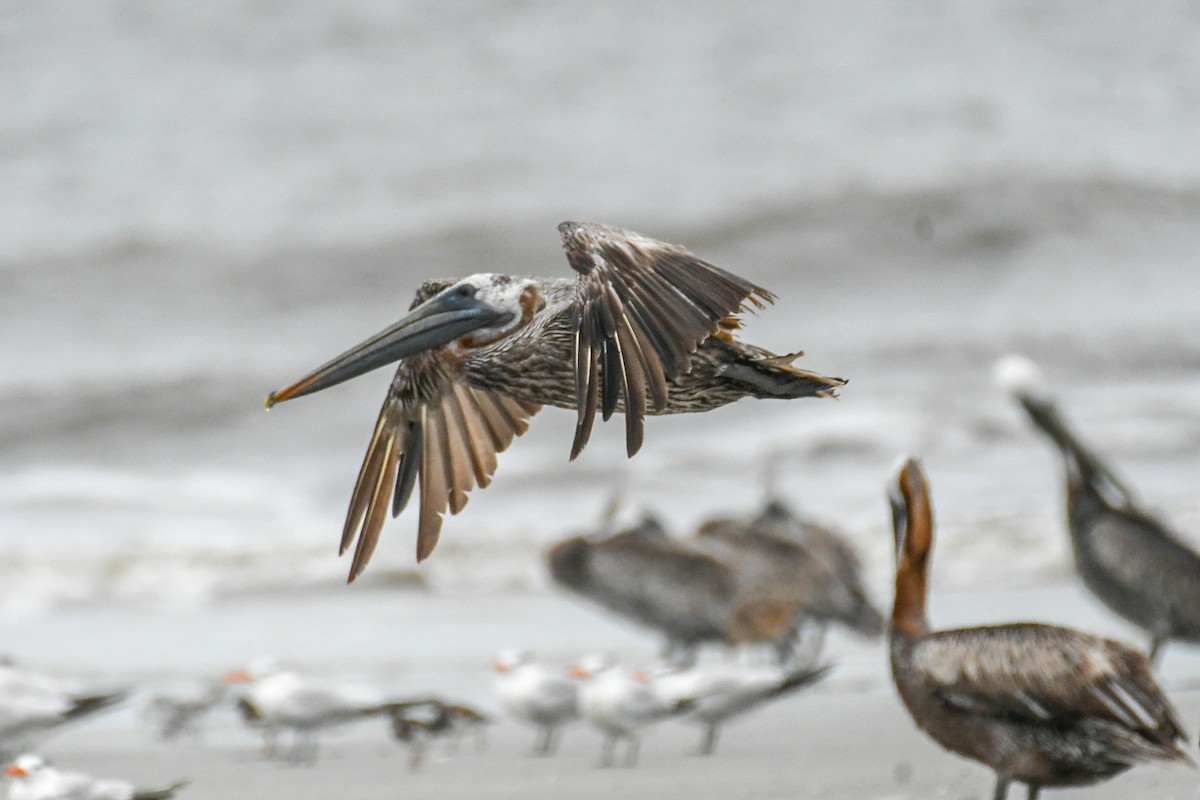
[[888, 458, 1189, 800], [267, 222, 844, 580]]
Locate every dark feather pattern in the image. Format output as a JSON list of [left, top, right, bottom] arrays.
[[337, 358, 540, 581], [560, 221, 774, 459]]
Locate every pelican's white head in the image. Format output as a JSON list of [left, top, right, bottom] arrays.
[[441, 274, 545, 352], [993, 354, 1051, 402]]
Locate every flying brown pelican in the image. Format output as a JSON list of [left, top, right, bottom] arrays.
[[997, 355, 1200, 665], [266, 222, 844, 580], [888, 457, 1190, 800]]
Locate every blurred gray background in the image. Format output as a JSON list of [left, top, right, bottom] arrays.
[[2, 0, 1199, 617]]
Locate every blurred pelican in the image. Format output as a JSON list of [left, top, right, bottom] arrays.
[[997, 355, 1200, 665], [546, 521, 801, 667]]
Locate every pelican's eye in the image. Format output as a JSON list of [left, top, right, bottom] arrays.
[[453, 285, 475, 300]]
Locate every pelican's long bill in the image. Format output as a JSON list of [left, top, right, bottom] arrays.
[[265, 287, 512, 408]]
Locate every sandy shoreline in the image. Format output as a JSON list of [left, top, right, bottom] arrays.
[[2, 586, 1198, 799], [32, 685, 1200, 800]]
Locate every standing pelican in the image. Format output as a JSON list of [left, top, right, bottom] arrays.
[[996, 355, 1200, 665], [266, 222, 844, 580], [888, 457, 1190, 800]]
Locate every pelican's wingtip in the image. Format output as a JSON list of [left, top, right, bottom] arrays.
[[993, 354, 1050, 401]]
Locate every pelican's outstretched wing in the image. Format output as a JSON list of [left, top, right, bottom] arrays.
[[340, 370, 540, 580], [558, 221, 774, 459]]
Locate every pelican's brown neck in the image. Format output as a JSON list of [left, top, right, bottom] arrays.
[[892, 460, 933, 638]]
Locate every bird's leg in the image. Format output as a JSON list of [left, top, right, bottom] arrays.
[[792, 619, 828, 669], [292, 732, 317, 767], [663, 640, 697, 669], [992, 774, 1010, 800], [307, 734, 319, 766], [1026, 785, 1040, 800], [624, 735, 640, 768], [546, 727, 560, 756], [475, 724, 487, 752], [533, 726, 552, 756], [262, 728, 278, 760], [699, 724, 719, 756], [285, 733, 302, 766], [1148, 633, 1166, 667], [600, 735, 615, 768], [774, 629, 796, 667]]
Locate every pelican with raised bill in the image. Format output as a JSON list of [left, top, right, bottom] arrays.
[[887, 457, 1191, 800], [266, 222, 845, 581]]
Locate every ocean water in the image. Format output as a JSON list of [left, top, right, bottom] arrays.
[[3, 0, 1200, 621]]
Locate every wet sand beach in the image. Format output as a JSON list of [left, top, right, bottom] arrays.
[[3, 586, 1197, 799]]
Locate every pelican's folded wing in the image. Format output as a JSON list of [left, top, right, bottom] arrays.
[[912, 625, 1186, 748], [558, 221, 774, 459], [340, 371, 540, 580]]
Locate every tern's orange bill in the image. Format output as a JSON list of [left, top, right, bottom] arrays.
[[223, 668, 254, 684]]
